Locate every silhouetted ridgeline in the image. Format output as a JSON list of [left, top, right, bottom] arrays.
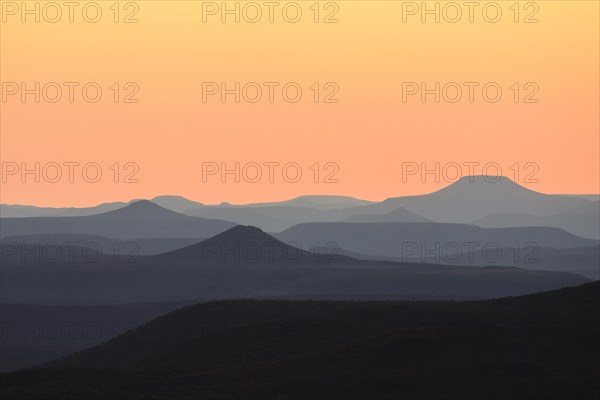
[[1, 282, 598, 399], [0, 201, 236, 239], [0, 301, 191, 372], [1, 226, 590, 304], [3, 177, 599, 237]]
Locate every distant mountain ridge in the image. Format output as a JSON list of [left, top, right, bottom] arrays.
[[0, 201, 133, 218], [352, 176, 595, 222], [0, 201, 236, 239], [342, 207, 431, 223], [0, 234, 202, 257], [2, 176, 598, 235], [276, 222, 599, 259]]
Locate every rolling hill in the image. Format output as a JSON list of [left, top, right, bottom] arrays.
[[2, 282, 597, 399], [0, 301, 190, 372]]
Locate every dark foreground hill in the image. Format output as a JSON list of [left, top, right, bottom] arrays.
[[2, 282, 599, 399], [0, 301, 191, 372]]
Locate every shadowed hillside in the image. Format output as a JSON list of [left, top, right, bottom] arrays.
[[0, 301, 192, 372], [1, 282, 598, 399]]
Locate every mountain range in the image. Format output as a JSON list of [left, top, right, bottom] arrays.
[[1, 225, 590, 305], [1, 175, 598, 399], [3, 176, 598, 238]]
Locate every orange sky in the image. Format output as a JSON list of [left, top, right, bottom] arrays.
[[1, 1, 599, 207]]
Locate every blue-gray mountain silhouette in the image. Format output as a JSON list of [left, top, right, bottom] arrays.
[[2, 177, 597, 236], [151, 225, 356, 265], [276, 222, 598, 259], [0, 225, 589, 305], [342, 207, 431, 223], [0, 201, 236, 239]]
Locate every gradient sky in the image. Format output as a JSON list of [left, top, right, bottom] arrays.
[[1, 0, 599, 206]]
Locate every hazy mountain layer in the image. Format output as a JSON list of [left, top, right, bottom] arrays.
[[0, 226, 589, 305]]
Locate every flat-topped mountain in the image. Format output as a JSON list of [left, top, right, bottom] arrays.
[[149, 196, 204, 213], [98, 200, 185, 218], [343, 176, 594, 223]]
